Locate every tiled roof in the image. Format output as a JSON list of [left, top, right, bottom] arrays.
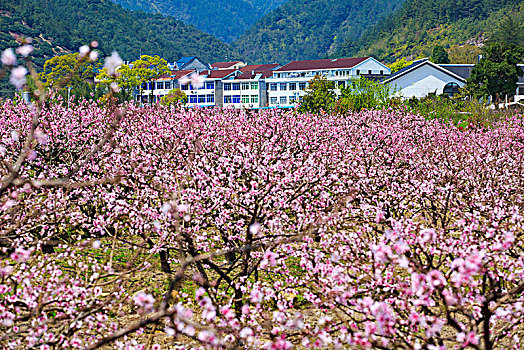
[[235, 64, 280, 79], [439, 64, 475, 80], [275, 57, 370, 72], [202, 69, 238, 79], [211, 61, 242, 69], [177, 57, 195, 67], [172, 69, 195, 79]]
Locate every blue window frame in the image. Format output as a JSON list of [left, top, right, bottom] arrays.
[[206, 81, 214, 90], [190, 95, 197, 103], [181, 84, 189, 91], [224, 95, 232, 103], [206, 94, 214, 103], [232, 95, 241, 103], [198, 95, 206, 103], [280, 83, 287, 91], [270, 83, 277, 91], [224, 83, 231, 91], [232, 83, 241, 91]]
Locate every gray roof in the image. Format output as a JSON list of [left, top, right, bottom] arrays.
[[439, 64, 475, 80], [382, 59, 428, 82], [383, 59, 467, 84]]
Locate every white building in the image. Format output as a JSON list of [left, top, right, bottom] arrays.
[[266, 57, 391, 108], [221, 64, 280, 109], [382, 59, 471, 99]]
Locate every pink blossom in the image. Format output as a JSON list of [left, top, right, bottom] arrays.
[[9, 66, 27, 89], [1, 48, 16, 66]]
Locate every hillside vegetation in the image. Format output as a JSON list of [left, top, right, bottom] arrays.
[[339, 0, 524, 62], [232, 0, 405, 64], [0, 0, 238, 66], [110, 0, 287, 43]]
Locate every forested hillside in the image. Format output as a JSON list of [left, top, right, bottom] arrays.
[[0, 0, 238, 67], [231, 0, 405, 64], [111, 0, 287, 43], [339, 0, 524, 63]]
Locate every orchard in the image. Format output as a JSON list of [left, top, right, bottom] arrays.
[[0, 47, 524, 349]]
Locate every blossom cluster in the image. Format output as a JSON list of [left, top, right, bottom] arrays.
[[0, 95, 523, 349]]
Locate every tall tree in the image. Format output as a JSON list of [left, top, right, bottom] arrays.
[[431, 45, 450, 64], [466, 41, 524, 104], [131, 55, 170, 104]]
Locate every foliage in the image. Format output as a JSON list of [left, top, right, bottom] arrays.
[[448, 44, 483, 64], [297, 75, 336, 113], [335, 77, 394, 112], [388, 57, 412, 73], [343, 0, 524, 63], [0, 0, 238, 66], [232, 0, 405, 64], [111, 0, 286, 43], [39, 53, 101, 102], [96, 64, 140, 102], [431, 45, 450, 64], [466, 41, 524, 103], [159, 88, 187, 106]]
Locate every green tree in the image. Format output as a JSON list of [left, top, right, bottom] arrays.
[[388, 58, 412, 74], [466, 41, 524, 104], [431, 45, 450, 64], [39, 53, 101, 101], [448, 45, 482, 64], [335, 77, 394, 112], [96, 64, 140, 103], [297, 76, 336, 114], [131, 55, 170, 104], [160, 88, 187, 107]]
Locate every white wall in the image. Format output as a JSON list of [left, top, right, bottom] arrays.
[[389, 64, 465, 99]]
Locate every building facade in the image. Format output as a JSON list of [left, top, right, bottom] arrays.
[[265, 57, 391, 108]]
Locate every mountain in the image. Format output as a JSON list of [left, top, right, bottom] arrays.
[[231, 0, 406, 64], [110, 0, 288, 43], [0, 0, 239, 68], [340, 0, 524, 63]]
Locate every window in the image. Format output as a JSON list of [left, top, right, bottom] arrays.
[[289, 83, 297, 91], [190, 95, 197, 103], [156, 82, 164, 89], [251, 95, 258, 104], [443, 82, 460, 97], [165, 82, 171, 90], [280, 83, 287, 91], [232, 95, 241, 104], [299, 82, 307, 90], [251, 82, 258, 90], [181, 84, 189, 91], [280, 96, 287, 105], [224, 83, 231, 91], [356, 70, 360, 75], [206, 81, 214, 90], [368, 70, 372, 75], [232, 83, 241, 91], [198, 95, 206, 103], [141, 83, 148, 90], [270, 97, 277, 105], [224, 96, 232, 104], [270, 83, 278, 91], [206, 94, 214, 103], [380, 70, 384, 75], [241, 82, 250, 90], [242, 96, 250, 103], [518, 87, 524, 95]]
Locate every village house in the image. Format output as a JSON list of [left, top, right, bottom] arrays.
[[221, 64, 280, 109], [383, 60, 524, 102], [265, 57, 391, 108], [211, 61, 247, 70]]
